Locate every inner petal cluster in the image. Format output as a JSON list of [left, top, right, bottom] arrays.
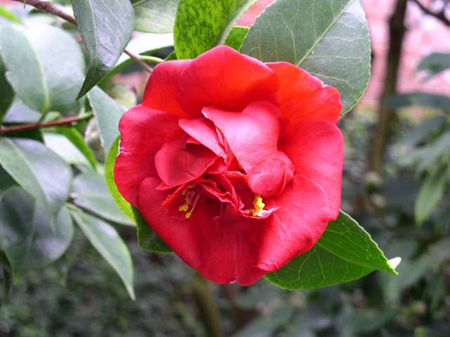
[[153, 101, 295, 220]]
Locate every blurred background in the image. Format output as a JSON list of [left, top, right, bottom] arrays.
[[0, 0, 450, 336]]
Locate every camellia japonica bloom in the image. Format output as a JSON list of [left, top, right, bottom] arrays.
[[115, 45, 343, 285]]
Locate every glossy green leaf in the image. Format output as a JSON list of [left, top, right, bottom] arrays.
[[0, 138, 72, 221], [133, 207, 171, 253], [72, 0, 134, 98], [72, 171, 134, 226], [104, 137, 134, 221], [105, 137, 171, 252], [266, 211, 398, 290], [132, 0, 178, 33], [224, 26, 249, 50], [174, 0, 256, 59], [387, 92, 450, 112], [53, 127, 97, 169], [70, 207, 135, 300], [0, 187, 74, 277], [417, 52, 450, 76], [0, 7, 21, 23], [101, 33, 173, 82], [0, 25, 85, 114], [43, 133, 92, 167], [415, 165, 448, 224], [87, 87, 126, 154], [241, 0, 371, 115], [0, 57, 14, 123]]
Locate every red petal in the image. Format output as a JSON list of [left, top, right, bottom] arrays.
[[178, 117, 226, 157], [268, 62, 342, 127], [138, 177, 267, 285], [142, 60, 191, 117], [281, 121, 343, 219], [204, 102, 294, 197], [256, 174, 333, 271], [177, 46, 279, 114], [154, 135, 218, 188], [114, 105, 179, 206]]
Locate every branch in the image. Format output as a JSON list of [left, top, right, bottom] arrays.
[[0, 114, 93, 134], [12, 0, 152, 72], [410, 0, 450, 27]]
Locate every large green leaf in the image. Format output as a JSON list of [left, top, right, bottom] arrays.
[[72, 171, 134, 226], [0, 25, 85, 114], [266, 211, 398, 290], [224, 26, 249, 51], [0, 57, 14, 123], [415, 165, 448, 224], [241, 0, 371, 115], [105, 137, 171, 253], [71, 0, 134, 98], [104, 137, 134, 221], [70, 207, 135, 300], [102, 33, 173, 82], [174, 0, 256, 59], [132, 0, 178, 33], [87, 87, 126, 154], [0, 187, 74, 277], [0, 138, 72, 221], [52, 127, 97, 169], [417, 52, 450, 76]]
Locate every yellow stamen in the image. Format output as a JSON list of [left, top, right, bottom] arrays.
[[178, 190, 200, 219], [247, 195, 265, 217]]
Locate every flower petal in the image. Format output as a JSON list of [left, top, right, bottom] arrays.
[[268, 62, 342, 126], [142, 60, 192, 117], [138, 177, 267, 285], [256, 174, 333, 271], [204, 101, 295, 197], [115, 105, 179, 206], [155, 135, 218, 188], [178, 117, 226, 157], [177, 46, 279, 114], [280, 121, 343, 219]]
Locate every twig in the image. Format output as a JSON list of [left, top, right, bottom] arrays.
[[410, 0, 450, 27], [11, 0, 152, 72], [0, 114, 93, 134]]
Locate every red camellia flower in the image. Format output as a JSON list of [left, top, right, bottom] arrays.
[[115, 45, 343, 285]]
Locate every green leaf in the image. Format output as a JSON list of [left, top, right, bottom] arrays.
[[72, 171, 134, 226], [53, 127, 97, 169], [133, 207, 171, 253], [241, 0, 371, 115], [266, 211, 397, 290], [100, 33, 174, 83], [415, 165, 448, 224], [70, 207, 135, 300], [105, 137, 134, 221], [224, 26, 249, 50], [417, 52, 450, 76], [105, 137, 171, 252], [403, 116, 446, 147], [71, 0, 134, 98], [0, 187, 74, 277], [0, 6, 21, 23], [132, 0, 178, 33], [387, 92, 450, 112], [87, 86, 126, 154], [0, 138, 72, 221], [0, 57, 14, 123], [174, 0, 256, 59], [0, 250, 13, 301], [0, 25, 85, 114]]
